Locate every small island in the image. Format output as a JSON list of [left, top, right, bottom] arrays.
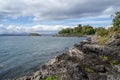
[[28, 33, 41, 36], [17, 12, 120, 80]]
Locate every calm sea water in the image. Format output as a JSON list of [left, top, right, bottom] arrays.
[[0, 36, 85, 80]]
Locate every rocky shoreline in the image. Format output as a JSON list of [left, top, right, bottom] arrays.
[[17, 34, 120, 80]]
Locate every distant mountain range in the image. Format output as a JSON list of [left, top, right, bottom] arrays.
[[0, 33, 55, 36], [0, 34, 28, 36]]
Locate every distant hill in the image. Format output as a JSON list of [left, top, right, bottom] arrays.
[[0, 34, 28, 36], [0, 33, 54, 36], [28, 33, 41, 36]]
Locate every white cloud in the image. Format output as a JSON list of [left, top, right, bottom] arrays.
[[103, 6, 115, 14], [0, 0, 119, 34], [0, 25, 71, 34], [0, 0, 119, 21]]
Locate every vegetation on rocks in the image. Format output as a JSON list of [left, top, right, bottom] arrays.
[[84, 67, 94, 73], [45, 76, 58, 80], [58, 11, 120, 45], [99, 55, 108, 61], [110, 60, 120, 66], [17, 33, 120, 80], [17, 12, 120, 80]]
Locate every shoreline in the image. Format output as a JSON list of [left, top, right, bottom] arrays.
[[17, 34, 120, 80]]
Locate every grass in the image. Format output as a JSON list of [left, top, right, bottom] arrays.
[[96, 36, 109, 45], [85, 67, 94, 73], [99, 55, 108, 61], [110, 60, 120, 66], [45, 76, 58, 80]]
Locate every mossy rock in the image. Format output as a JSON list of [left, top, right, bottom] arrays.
[[99, 55, 108, 61], [96, 36, 109, 45], [110, 60, 120, 66], [45, 76, 58, 80], [85, 67, 94, 73]]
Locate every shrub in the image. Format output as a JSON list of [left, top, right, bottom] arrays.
[[99, 55, 108, 61], [85, 67, 94, 73], [45, 76, 58, 80], [96, 36, 109, 45], [110, 61, 120, 66]]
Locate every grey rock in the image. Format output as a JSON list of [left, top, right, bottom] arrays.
[[17, 34, 120, 80]]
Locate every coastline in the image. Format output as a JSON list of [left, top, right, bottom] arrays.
[[17, 34, 120, 80]]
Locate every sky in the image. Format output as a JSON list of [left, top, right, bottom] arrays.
[[0, 0, 120, 34]]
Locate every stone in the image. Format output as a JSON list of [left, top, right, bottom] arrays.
[[17, 34, 120, 80]]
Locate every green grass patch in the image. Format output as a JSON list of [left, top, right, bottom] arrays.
[[110, 60, 120, 66], [45, 76, 58, 80], [85, 67, 94, 73], [99, 55, 108, 61], [96, 36, 109, 45]]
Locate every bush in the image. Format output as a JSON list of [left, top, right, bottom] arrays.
[[96, 36, 109, 45], [110, 61, 120, 66], [95, 27, 108, 37], [45, 76, 58, 80], [85, 67, 94, 73], [99, 55, 108, 61], [58, 24, 95, 35]]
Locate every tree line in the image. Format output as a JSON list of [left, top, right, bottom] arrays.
[[59, 24, 95, 35], [58, 11, 120, 37]]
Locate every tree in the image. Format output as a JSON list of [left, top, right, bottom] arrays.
[[73, 26, 82, 33], [58, 24, 95, 35], [59, 28, 73, 34], [112, 12, 120, 33], [113, 12, 120, 28], [82, 25, 95, 35], [95, 27, 108, 37]]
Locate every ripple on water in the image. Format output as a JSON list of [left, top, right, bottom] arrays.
[[0, 36, 85, 79]]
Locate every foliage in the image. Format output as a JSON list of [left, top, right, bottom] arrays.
[[110, 61, 120, 66], [95, 27, 108, 37], [59, 28, 73, 34], [85, 67, 94, 73], [82, 25, 95, 35], [58, 12, 120, 45], [28, 33, 41, 36], [111, 12, 120, 33], [58, 24, 95, 35], [99, 55, 108, 61], [96, 36, 109, 45], [113, 12, 120, 28], [45, 76, 58, 80], [73, 25, 82, 34]]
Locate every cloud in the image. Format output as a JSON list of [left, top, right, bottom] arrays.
[[0, 0, 119, 21], [0, 24, 71, 34], [0, 0, 119, 34]]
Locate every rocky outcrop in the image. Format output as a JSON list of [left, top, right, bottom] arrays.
[[17, 34, 120, 80]]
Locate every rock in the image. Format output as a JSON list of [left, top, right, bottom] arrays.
[[88, 73, 107, 80], [93, 65, 106, 73], [17, 34, 120, 80], [105, 34, 120, 47]]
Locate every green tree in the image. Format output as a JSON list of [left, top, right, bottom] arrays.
[[95, 27, 108, 37], [58, 24, 95, 35], [82, 25, 95, 35], [112, 12, 120, 33], [113, 12, 120, 28], [73, 26, 82, 33], [59, 28, 73, 34]]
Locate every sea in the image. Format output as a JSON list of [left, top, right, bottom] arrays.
[[0, 36, 85, 80]]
